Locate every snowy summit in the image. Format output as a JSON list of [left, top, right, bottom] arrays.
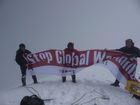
[[0, 65, 140, 105]]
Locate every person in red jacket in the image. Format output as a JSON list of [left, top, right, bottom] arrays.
[[62, 42, 77, 83], [15, 43, 38, 86], [111, 39, 140, 87]]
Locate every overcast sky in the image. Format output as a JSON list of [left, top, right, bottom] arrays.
[[0, 0, 140, 90]]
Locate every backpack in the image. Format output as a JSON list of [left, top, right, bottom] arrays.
[[20, 95, 45, 105], [133, 94, 140, 100]]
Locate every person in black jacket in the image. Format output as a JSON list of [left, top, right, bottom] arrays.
[[15, 43, 38, 86], [111, 39, 140, 87]]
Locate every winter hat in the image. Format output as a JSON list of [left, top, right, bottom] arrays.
[[19, 43, 25, 48], [126, 39, 133, 42], [67, 42, 74, 48], [125, 39, 134, 45]]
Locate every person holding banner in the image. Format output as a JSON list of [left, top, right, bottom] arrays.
[[62, 42, 77, 83], [111, 39, 140, 87], [15, 43, 38, 86]]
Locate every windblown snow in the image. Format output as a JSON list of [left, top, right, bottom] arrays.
[[0, 65, 140, 105]]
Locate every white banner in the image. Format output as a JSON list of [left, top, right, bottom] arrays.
[[25, 49, 137, 85]]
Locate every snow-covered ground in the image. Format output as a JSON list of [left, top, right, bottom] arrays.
[[0, 65, 140, 105]]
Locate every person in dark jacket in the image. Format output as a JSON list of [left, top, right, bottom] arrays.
[[62, 42, 77, 83], [15, 43, 38, 86], [111, 39, 140, 87]]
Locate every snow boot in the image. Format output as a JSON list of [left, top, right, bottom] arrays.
[[62, 76, 66, 82], [22, 76, 26, 86], [32, 75, 38, 84], [72, 75, 76, 83], [111, 80, 120, 87]]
